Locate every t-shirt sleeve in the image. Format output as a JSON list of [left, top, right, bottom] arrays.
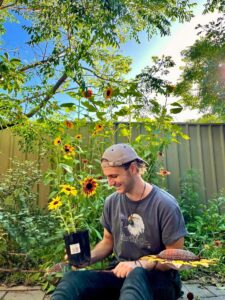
[[161, 206, 188, 246], [100, 197, 112, 233]]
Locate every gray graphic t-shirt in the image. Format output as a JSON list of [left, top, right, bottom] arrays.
[[101, 185, 187, 261]]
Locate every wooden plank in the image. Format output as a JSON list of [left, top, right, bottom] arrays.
[[205, 285, 225, 296], [0, 291, 7, 299], [182, 283, 215, 297], [181, 282, 190, 297], [0, 286, 41, 291], [3, 290, 45, 300], [200, 297, 225, 300]]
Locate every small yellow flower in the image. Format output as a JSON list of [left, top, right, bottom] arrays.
[[48, 196, 62, 210], [81, 177, 98, 197], [54, 137, 61, 146], [204, 244, 210, 250], [75, 134, 82, 140], [60, 184, 78, 196]]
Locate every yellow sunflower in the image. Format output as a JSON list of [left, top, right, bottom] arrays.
[[82, 88, 93, 98], [104, 86, 113, 99], [75, 134, 82, 140], [82, 177, 98, 197], [60, 184, 78, 196], [95, 124, 104, 132], [92, 130, 97, 137], [48, 196, 62, 210], [65, 120, 74, 129], [64, 144, 75, 156], [157, 169, 171, 176], [82, 159, 88, 164], [54, 137, 61, 146]]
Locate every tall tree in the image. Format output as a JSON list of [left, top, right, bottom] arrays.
[[0, 0, 196, 128], [175, 12, 225, 119]]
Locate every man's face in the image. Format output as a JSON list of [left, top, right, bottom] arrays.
[[102, 165, 135, 194]]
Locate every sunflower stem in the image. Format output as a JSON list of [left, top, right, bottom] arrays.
[[66, 195, 76, 233], [57, 209, 70, 233]]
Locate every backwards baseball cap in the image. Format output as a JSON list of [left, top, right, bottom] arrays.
[[101, 143, 147, 167]]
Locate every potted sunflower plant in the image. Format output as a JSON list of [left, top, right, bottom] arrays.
[[48, 177, 98, 267], [46, 120, 103, 266]]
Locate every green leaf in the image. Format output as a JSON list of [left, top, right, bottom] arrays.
[[170, 102, 182, 107], [60, 103, 76, 108], [59, 163, 73, 173], [179, 133, 190, 140], [114, 107, 130, 116], [82, 101, 97, 112], [66, 91, 77, 98], [96, 111, 106, 119], [120, 128, 130, 136], [170, 107, 183, 114]]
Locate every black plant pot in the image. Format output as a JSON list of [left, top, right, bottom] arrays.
[[64, 229, 91, 267]]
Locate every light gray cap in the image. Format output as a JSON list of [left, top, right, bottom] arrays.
[[101, 143, 147, 167]]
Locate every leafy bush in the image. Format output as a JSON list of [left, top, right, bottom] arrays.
[[178, 171, 225, 284], [0, 160, 61, 284]]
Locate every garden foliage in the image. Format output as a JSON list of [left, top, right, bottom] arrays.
[[178, 171, 225, 285]]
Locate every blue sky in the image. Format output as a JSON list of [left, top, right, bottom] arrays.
[[120, 1, 206, 78]]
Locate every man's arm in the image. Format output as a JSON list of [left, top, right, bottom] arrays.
[[165, 237, 184, 249], [90, 228, 114, 264]]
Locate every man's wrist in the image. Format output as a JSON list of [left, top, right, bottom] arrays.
[[137, 260, 158, 270], [134, 260, 143, 267]]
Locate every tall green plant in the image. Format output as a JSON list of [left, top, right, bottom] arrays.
[[178, 169, 202, 223]]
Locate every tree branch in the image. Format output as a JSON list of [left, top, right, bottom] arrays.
[[0, 2, 17, 10], [1, 73, 68, 130], [82, 66, 126, 84], [19, 51, 65, 72], [26, 73, 68, 117]]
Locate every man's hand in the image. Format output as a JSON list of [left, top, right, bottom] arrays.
[[112, 261, 138, 278], [64, 254, 89, 270], [112, 260, 159, 277]]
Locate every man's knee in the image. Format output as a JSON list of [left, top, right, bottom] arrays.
[[128, 267, 148, 280], [51, 270, 89, 300], [120, 268, 152, 300]]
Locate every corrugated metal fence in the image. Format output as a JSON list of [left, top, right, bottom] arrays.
[[0, 123, 224, 206], [164, 123, 225, 202]]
